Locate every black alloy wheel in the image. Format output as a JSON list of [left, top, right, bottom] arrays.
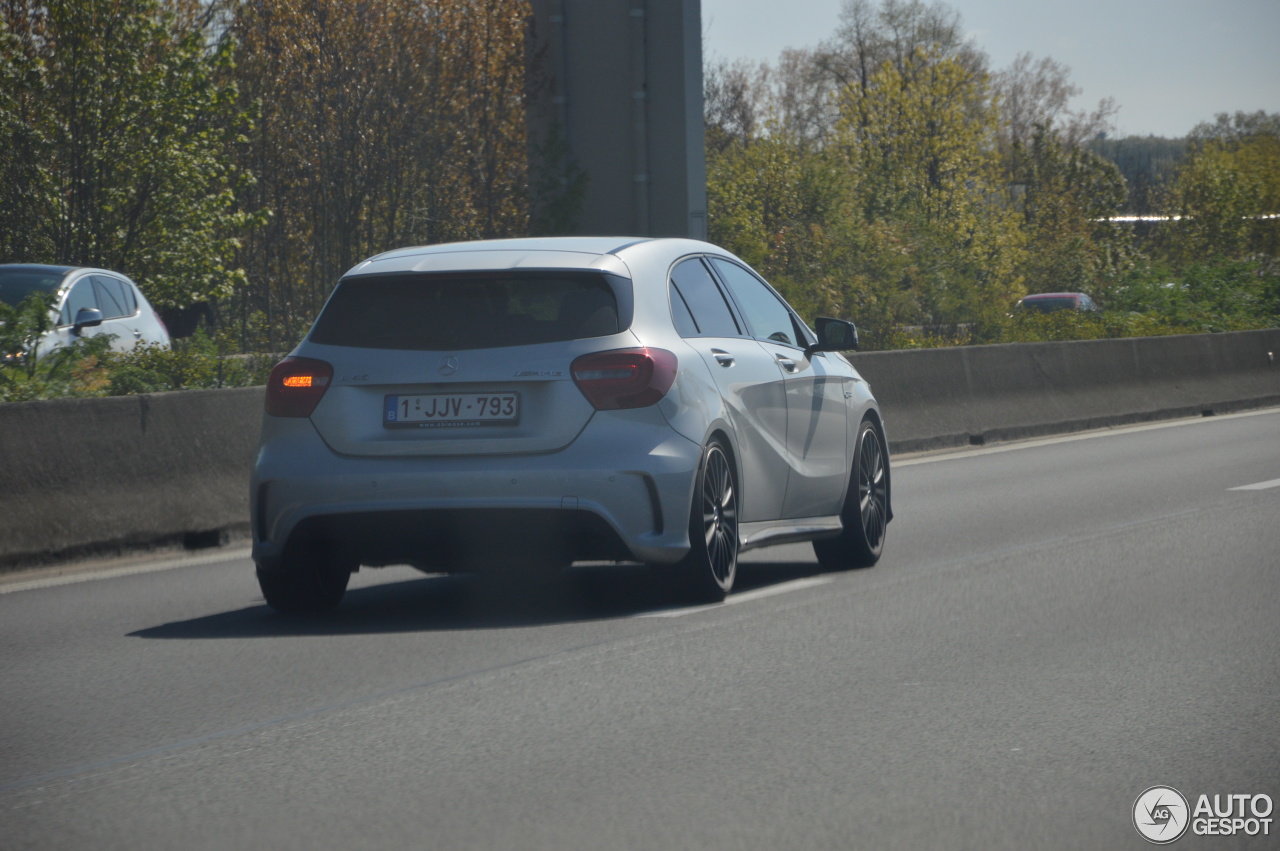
[[813, 418, 888, 570], [667, 438, 739, 603]]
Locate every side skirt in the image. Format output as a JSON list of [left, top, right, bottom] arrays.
[[738, 516, 842, 553]]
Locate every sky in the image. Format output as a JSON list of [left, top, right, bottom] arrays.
[[700, 0, 1280, 139]]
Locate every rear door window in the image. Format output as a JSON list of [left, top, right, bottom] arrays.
[[668, 258, 741, 338], [309, 272, 622, 350]]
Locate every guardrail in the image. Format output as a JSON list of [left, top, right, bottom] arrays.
[[1, 329, 1277, 569]]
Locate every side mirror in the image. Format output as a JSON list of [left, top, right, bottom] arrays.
[[805, 316, 859, 356], [73, 307, 104, 334]]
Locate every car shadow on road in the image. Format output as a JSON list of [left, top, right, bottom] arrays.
[[129, 559, 826, 639]]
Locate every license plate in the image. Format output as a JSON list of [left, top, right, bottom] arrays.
[[384, 392, 520, 429]]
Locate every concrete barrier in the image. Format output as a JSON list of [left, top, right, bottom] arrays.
[[0, 387, 264, 569], [0, 329, 1277, 568], [854, 328, 1280, 453]]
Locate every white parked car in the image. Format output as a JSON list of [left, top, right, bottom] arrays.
[[252, 238, 892, 612], [0, 264, 170, 359]]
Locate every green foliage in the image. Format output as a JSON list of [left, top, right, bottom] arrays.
[[831, 50, 1027, 329], [707, 43, 1034, 348], [1085, 136, 1189, 215], [1, 0, 1275, 411], [2, 0, 538, 395], [0, 0, 261, 310], [704, 4, 1277, 353], [1013, 124, 1134, 298], [0, 294, 118, 401], [1155, 113, 1280, 265], [0, 297, 273, 401], [99, 329, 274, 395], [970, 258, 1280, 345], [0, 291, 58, 375], [1108, 260, 1280, 330], [229, 0, 532, 350]]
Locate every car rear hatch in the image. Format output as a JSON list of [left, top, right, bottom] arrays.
[[300, 269, 634, 457]]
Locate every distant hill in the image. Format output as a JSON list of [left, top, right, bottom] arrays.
[[1085, 135, 1190, 214]]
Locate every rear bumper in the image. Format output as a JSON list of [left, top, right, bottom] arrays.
[[251, 407, 702, 569]]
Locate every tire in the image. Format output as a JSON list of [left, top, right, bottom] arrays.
[[663, 437, 739, 603], [256, 544, 352, 614], [813, 418, 888, 571]]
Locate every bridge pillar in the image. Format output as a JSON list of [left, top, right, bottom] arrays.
[[528, 0, 707, 239]]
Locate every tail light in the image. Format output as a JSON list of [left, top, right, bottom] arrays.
[[571, 347, 677, 410], [266, 357, 333, 417]]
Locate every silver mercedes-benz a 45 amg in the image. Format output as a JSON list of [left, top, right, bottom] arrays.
[[251, 237, 891, 612]]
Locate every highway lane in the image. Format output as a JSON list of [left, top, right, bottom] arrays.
[[2, 408, 1278, 849]]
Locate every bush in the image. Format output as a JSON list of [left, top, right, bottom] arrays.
[[101, 329, 275, 395], [0, 318, 275, 402]]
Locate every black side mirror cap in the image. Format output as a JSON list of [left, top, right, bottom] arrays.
[[805, 316, 859, 356], [73, 307, 104, 333]]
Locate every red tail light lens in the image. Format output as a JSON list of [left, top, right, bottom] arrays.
[[571, 347, 677, 410], [266, 357, 333, 417]]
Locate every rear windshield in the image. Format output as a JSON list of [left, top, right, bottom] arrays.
[[309, 271, 622, 351]]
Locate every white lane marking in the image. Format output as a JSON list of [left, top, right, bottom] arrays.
[[0, 547, 253, 595], [895, 406, 1280, 467], [1229, 478, 1280, 491], [636, 576, 832, 618]]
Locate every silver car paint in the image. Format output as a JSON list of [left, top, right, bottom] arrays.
[[43, 268, 170, 356], [252, 237, 882, 569]]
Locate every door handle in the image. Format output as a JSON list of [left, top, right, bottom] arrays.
[[711, 349, 735, 367], [775, 353, 798, 373]]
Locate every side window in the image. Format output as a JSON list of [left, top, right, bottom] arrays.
[[121, 280, 137, 314], [709, 259, 800, 347], [60, 279, 98, 326], [668, 258, 741, 338], [92, 276, 129, 319], [668, 279, 699, 337]]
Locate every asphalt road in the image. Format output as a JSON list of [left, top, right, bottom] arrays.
[[3, 409, 1278, 850]]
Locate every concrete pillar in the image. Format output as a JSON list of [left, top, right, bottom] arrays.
[[528, 0, 707, 239]]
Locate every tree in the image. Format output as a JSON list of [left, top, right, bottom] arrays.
[[833, 50, 1026, 325], [1161, 111, 1280, 264], [703, 56, 768, 151], [0, 0, 258, 311], [768, 48, 840, 151], [993, 52, 1117, 150], [1085, 135, 1188, 215], [819, 0, 985, 95], [1014, 124, 1132, 297], [229, 0, 531, 348]]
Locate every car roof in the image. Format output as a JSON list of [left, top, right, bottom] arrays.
[[0, 263, 78, 275], [0, 264, 135, 280], [345, 237, 734, 279]]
